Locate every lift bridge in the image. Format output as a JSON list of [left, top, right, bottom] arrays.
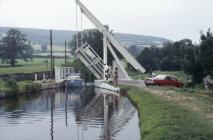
[[76, 42, 104, 79], [75, 0, 146, 81]]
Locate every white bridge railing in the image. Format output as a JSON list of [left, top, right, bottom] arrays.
[[55, 66, 75, 81], [75, 42, 104, 79]]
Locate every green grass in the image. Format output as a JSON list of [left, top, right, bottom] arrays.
[[0, 80, 9, 92], [17, 81, 41, 93], [0, 58, 72, 74], [124, 85, 213, 140], [0, 80, 41, 96], [145, 85, 213, 118], [32, 44, 66, 52]]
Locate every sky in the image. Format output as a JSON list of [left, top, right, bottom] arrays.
[[0, 0, 213, 43]]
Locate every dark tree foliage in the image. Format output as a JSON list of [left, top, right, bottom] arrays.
[[137, 45, 161, 71], [0, 29, 33, 66], [41, 44, 48, 53], [137, 39, 196, 71], [182, 44, 204, 83], [137, 39, 197, 75], [199, 29, 213, 77], [128, 45, 141, 56], [160, 39, 194, 71], [183, 29, 213, 83], [69, 29, 103, 56], [137, 33, 213, 84]]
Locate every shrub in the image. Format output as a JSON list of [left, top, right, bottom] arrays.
[[6, 78, 18, 93]]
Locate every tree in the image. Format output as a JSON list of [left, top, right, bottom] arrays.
[[137, 39, 197, 71], [182, 29, 213, 83], [69, 29, 103, 56], [158, 39, 195, 71], [128, 45, 141, 56], [41, 44, 48, 52], [137, 46, 160, 71], [199, 29, 213, 76], [0, 29, 33, 66], [182, 44, 204, 83]]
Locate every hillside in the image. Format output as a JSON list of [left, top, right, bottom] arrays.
[[114, 33, 169, 47], [0, 27, 170, 48], [0, 27, 75, 45]]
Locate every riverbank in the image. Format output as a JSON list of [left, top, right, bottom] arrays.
[[0, 80, 64, 98], [124, 85, 213, 140]]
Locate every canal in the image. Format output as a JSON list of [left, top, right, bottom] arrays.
[[0, 87, 140, 140]]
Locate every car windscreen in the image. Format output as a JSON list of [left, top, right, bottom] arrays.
[[169, 76, 178, 81], [154, 75, 166, 80]]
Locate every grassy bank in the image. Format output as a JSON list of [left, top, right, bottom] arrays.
[[125, 85, 213, 140], [0, 80, 10, 92], [0, 58, 69, 74], [0, 80, 41, 97]]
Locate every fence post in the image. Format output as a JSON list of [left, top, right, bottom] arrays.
[[43, 73, 46, 80], [34, 74, 37, 81]]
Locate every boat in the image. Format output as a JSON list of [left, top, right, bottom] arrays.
[[66, 75, 85, 88]]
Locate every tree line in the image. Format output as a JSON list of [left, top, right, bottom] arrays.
[[137, 29, 213, 83]]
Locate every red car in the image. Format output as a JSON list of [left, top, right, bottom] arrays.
[[144, 74, 184, 88]]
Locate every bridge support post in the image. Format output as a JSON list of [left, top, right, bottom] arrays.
[[103, 29, 108, 80]]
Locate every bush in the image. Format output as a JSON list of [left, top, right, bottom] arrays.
[[6, 78, 18, 93], [17, 81, 41, 93]]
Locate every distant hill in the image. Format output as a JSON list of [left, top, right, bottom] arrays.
[[0, 27, 170, 49], [0, 27, 75, 45], [114, 33, 170, 47]]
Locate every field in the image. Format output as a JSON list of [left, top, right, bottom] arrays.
[[119, 71, 213, 140], [32, 44, 65, 52], [129, 87, 213, 140], [122, 84, 213, 140], [0, 58, 71, 74]]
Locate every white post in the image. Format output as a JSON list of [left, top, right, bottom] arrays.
[[43, 73, 46, 80], [103, 29, 108, 80], [60, 67, 63, 79], [34, 74, 37, 81]]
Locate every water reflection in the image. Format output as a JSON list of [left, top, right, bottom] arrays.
[[50, 94, 54, 140], [0, 87, 140, 140]]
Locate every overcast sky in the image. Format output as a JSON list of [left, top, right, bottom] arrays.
[[0, 0, 213, 43]]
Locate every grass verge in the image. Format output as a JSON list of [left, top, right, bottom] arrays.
[[0, 80, 41, 97], [124, 85, 213, 140]]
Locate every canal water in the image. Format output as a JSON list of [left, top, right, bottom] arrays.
[[0, 87, 140, 140]]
